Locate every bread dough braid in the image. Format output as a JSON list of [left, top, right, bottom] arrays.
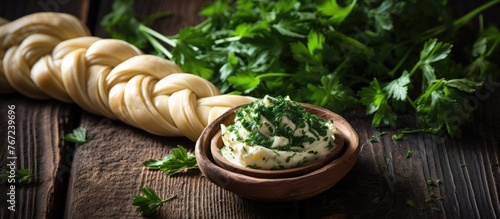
[[0, 12, 256, 141]]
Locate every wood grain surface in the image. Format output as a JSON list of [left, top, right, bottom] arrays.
[[0, 94, 77, 219], [1, 1, 499, 218]]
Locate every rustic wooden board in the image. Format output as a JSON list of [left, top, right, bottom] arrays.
[[1, 0, 500, 218], [0, 1, 91, 218], [302, 87, 500, 218], [0, 95, 76, 219], [64, 113, 303, 218]]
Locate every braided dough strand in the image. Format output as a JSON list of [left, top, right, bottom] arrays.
[[1, 12, 256, 141], [0, 12, 91, 96]]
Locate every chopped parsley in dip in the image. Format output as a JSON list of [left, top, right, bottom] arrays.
[[220, 95, 336, 170]]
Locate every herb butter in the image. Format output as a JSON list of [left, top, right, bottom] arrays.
[[220, 95, 336, 170]]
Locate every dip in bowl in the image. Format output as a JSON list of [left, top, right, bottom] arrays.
[[211, 95, 345, 178], [195, 95, 360, 202]]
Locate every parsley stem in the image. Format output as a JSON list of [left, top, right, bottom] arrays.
[[408, 61, 421, 77], [142, 11, 173, 24], [215, 36, 242, 44], [255, 72, 293, 79], [388, 45, 415, 77], [453, 0, 500, 29], [198, 18, 213, 32], [485, 37, 500, 57], [422, 0, 500, 39], [139, 24, 177, 47], [406, 96, 417, 111], [402, 128, 435, 134], [141, 30, 173, 59], [138, 24, 179, 59], [327, 31, 372, 57], [161, 195, 177, 203]]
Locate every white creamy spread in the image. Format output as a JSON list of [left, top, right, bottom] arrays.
[[220, 95, 336, 170]]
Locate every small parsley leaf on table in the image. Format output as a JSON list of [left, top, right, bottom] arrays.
[[64, 127, 91, 143], [392, 133, 404, 141], [143, 145, 198, 175], [132, 187, 176, 216], [406, 150, 414, 158], [0, 168, 36, 184], [16, 169, 35, 183]]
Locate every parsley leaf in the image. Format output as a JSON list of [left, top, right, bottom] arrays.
[[465, 26, 500, 81], [415, 78, 482, 138], [16, 169, 34, 183], [100, 0, 147, 49], [405, 199, 416, 208], [64, 127, 91, 143], [417, 39, 453, 87], [0, 168, 36, 184], [383, 71, 410, 101], [367, 0, 406, 32], [317, 0, 357, 25], [100, 0, 172, 51], [303, 73, 357, 113], [392, 133, 404, 141], [132, 187, 176, 216], [227, 72, 260, 93], [143, 145, 198, 175], [426, 179, 441, 186], [406, 150, 413, 158], [291, 31, 325, 66], [368, 135, 377, 142], [272, 18, 308, 38], [358, 78, 397, 128]]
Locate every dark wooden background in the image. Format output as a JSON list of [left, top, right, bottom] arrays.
[[1, 0, 499, 218]]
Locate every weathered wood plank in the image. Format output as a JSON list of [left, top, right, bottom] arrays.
[[1, 1, 91, 218], [64, 113, 303, 218], [302, 87, 500, 218], [2, 0, 500, 218], [0, 94, 77, 219]]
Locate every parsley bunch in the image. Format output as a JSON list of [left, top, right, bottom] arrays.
[[103, 0, 500, 137]]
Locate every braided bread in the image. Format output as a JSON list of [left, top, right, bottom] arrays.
[[0, 12, 256, 141]]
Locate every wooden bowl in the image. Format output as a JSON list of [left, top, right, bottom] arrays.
[[195, 103, 360, 202]]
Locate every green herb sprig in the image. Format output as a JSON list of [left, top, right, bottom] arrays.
[[143, 145, 198, 175], [1, 168, 36, 184], [64, 127, 91, 143], [132, 187, 176, 216]]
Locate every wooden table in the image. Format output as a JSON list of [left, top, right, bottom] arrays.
[[1, 1, 499, 218]]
